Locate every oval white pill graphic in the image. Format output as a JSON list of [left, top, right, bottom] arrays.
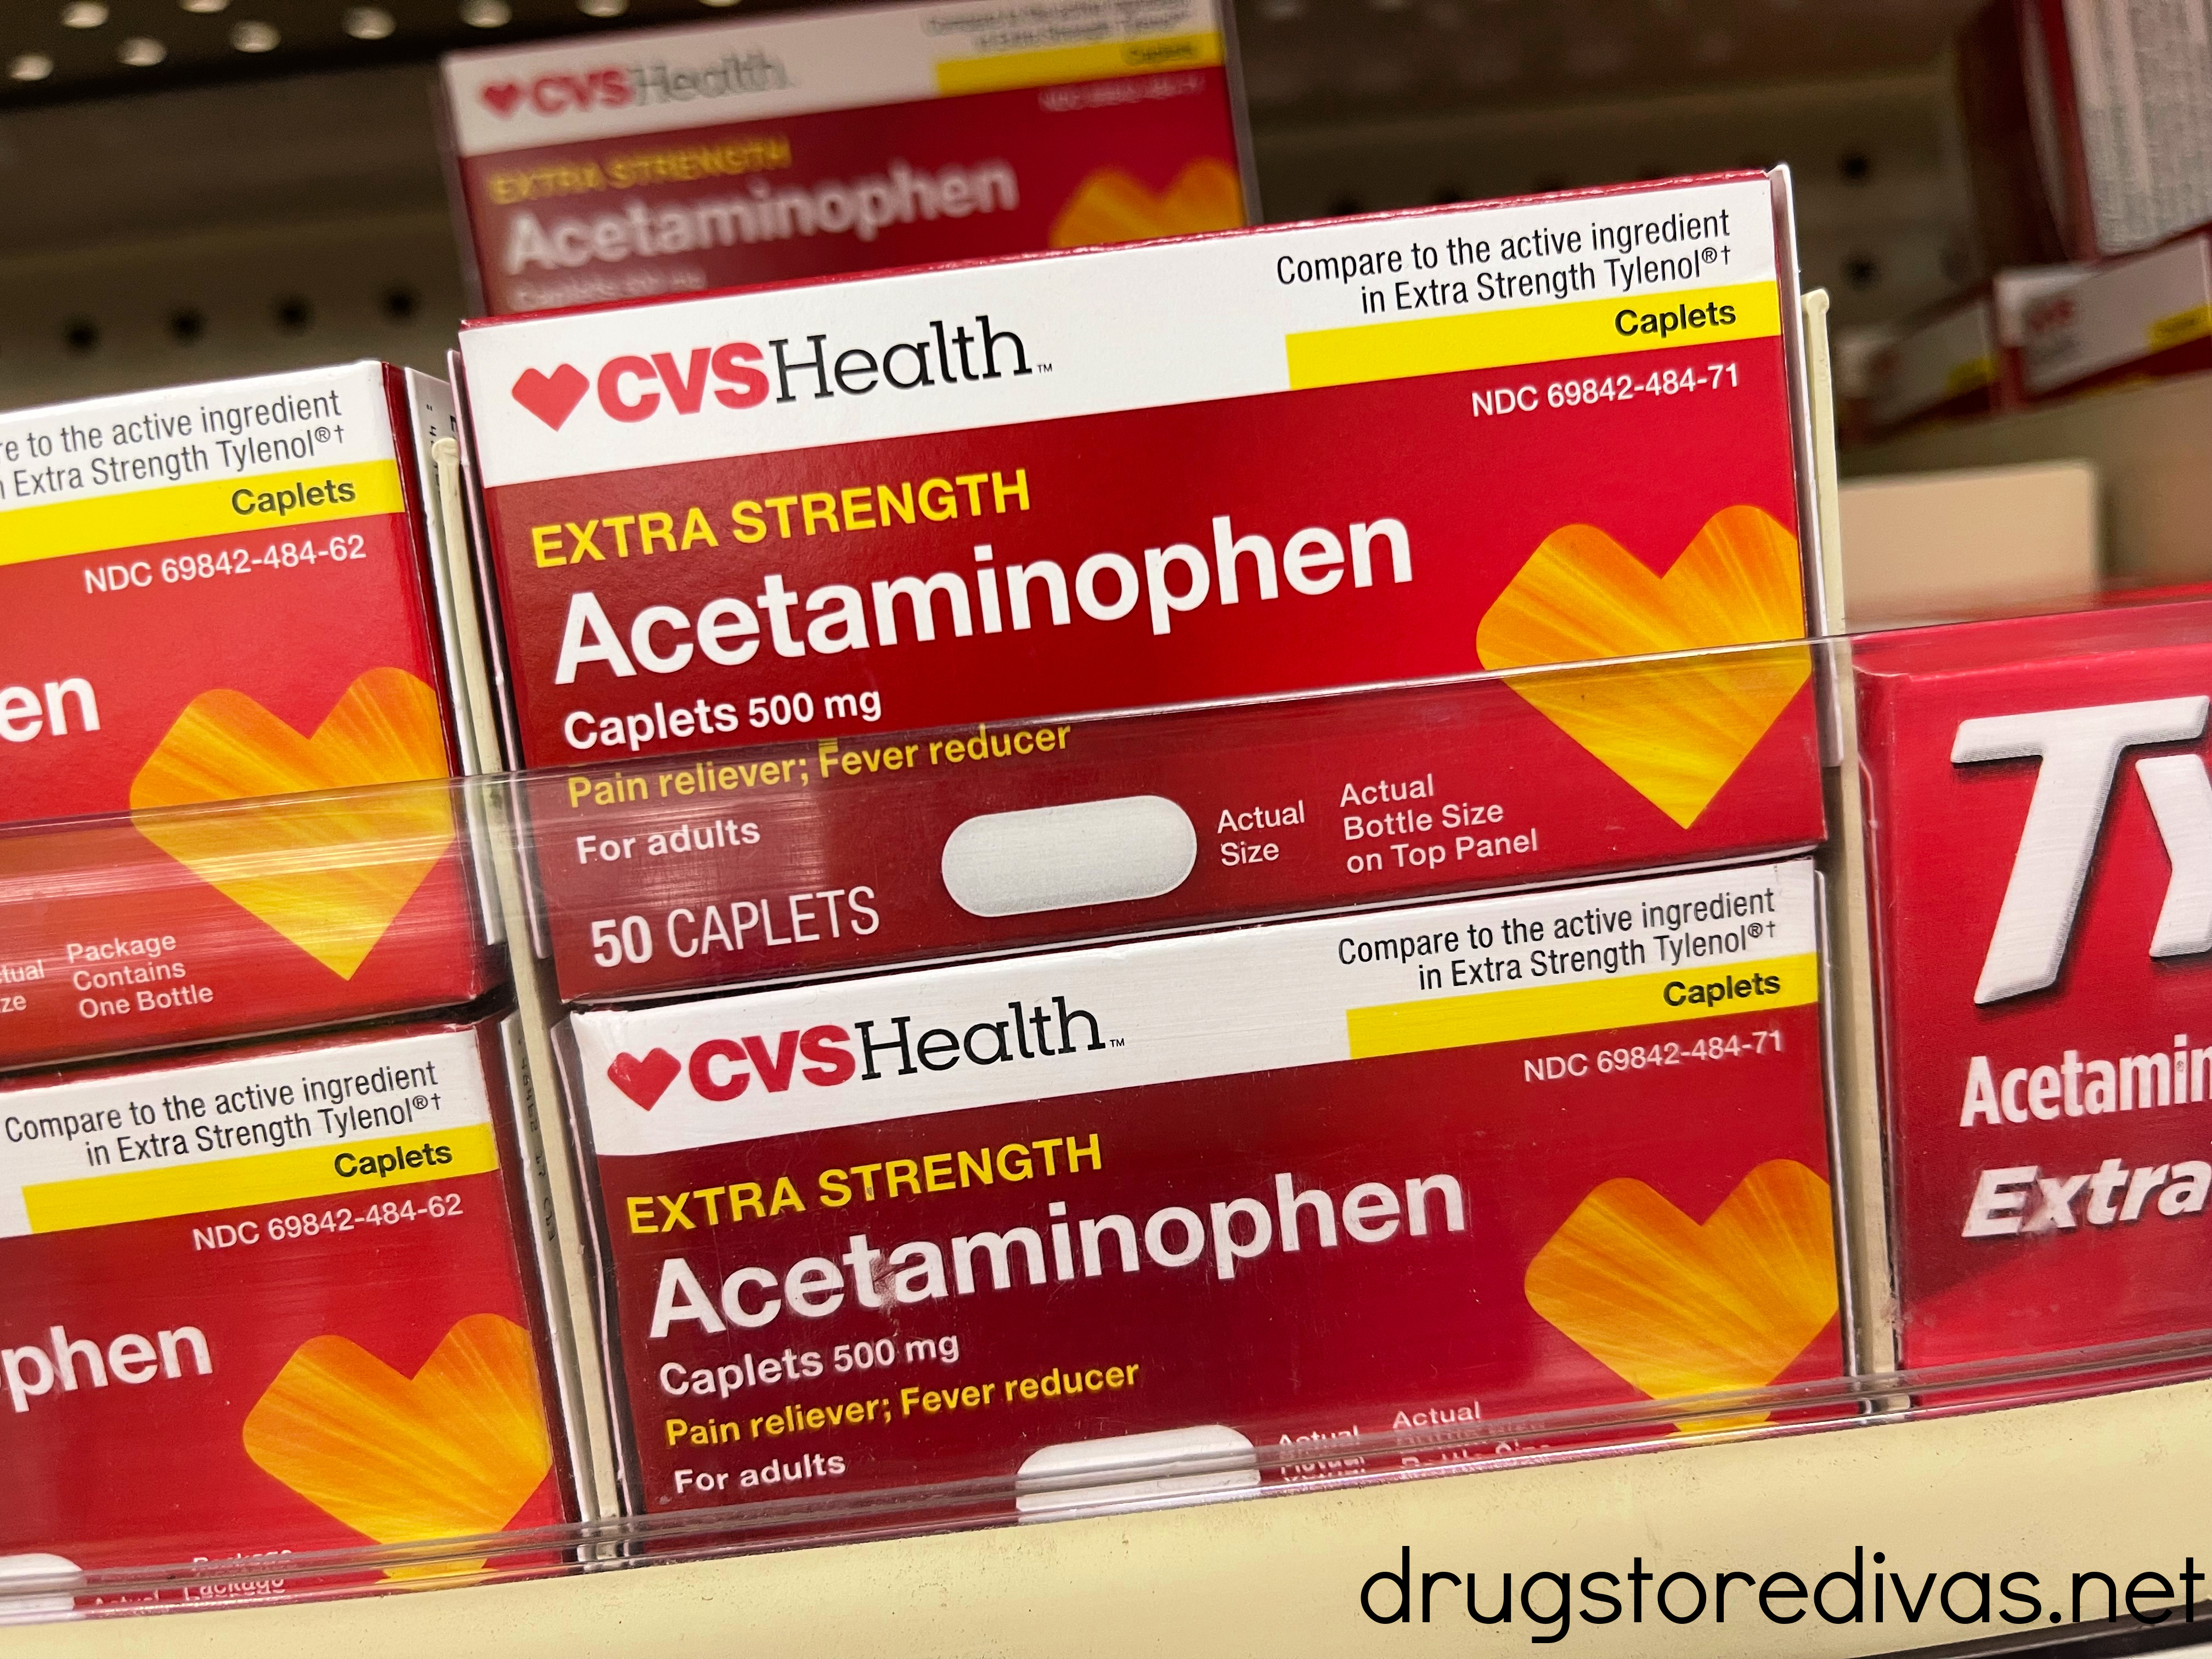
[[941, 796, 1197, 917], [1016, 1425, 1259, 1521], [0, 1554, 82, 1624]]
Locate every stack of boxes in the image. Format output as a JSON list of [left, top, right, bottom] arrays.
[[0, 367, 573, 1602], [450, 168, 1854, 1529], [25, 0, 2209, 1604]]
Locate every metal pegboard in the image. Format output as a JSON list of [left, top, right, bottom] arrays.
[[0, 212, 467, 408], [0, 65, 466, 407]]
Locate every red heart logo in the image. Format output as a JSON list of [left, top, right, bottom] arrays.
[[481, 81, 524, 116], [511, 365, 589, 431], [607, 1048, 680, 1110]]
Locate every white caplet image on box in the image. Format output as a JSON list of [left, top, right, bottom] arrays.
[[1014, 1426, 1260, 1522], [0, 1555, 81, 1624], [940, 796, 1198, 917]]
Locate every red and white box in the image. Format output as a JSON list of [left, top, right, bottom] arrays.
[[1956, 0, 2212, 266], [560, 859, 1843, 1525], [0, 1016, 573, 1603], [1866, 267, 2084, 433], [456, 169, 1815, 760], [459, 171, 1824, 984], [1857, 598, 2212, 1372], [2019, 232, 2212, 398], [439, 0, 1250, 315], [1867, 292, 2000, 435], [0, 364, 495, 1071]]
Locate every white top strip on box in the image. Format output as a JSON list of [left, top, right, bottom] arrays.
[[2022, 234, 2212, 396], [571, 858, 1817, 1157], [1871, 298, 1991, 428], [460, 175, 1778, 488], [0, 362, 398, 514], [441, 0, 1224, 157], [0, 1029, 493, 1236]]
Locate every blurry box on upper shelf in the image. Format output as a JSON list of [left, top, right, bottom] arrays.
[[1863, 268, 2084, 438], [1955, 0, 2212, 268], [452, 170, 1828, 1001], [1854, 594, 2212, 1377], [0, 365, 497, 1071], [437, 0, 1252, 316], [2018, 232, 2212, 400]]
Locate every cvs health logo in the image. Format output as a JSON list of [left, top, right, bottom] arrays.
[[479, 70, 631, 120], [605, 1026, 854, 1110], [601, 993, 1107, 1109], [510, 346, 769, 431], [507, 317, 1036, 430], [1960, 697, 2212, 1004]]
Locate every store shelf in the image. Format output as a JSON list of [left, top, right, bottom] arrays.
[[8, 0, 2212, 1652], [13, 1380, 2212, 1657]]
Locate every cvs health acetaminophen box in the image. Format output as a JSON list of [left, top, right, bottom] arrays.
[[561, 860, 1843, 1527], [0, 364, 493, 1070], [461, 171, 1824, 987], [536, 660, 1826, 1005], [1857, 599, 2212, 1371], [439, 0, 1249, 315], [0, 1017, 573, 1602]]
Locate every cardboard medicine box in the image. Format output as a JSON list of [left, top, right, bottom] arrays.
[[439, 0, 1250, 314], [0, 1015, 572, 1598], [0, 364, 494, 1070], [560, 858, 1844, 1524]]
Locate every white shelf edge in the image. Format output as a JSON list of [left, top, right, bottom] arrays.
[[19, 1376, 2212, 1657]]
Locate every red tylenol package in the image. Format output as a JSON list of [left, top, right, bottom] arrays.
[[437, 0, 1249, 315], [561, 859, 1843, 1526], [0, 364, 495, 1070], [459, 170, 1824, 998], [1857, 599, 2212, 1371], [0, 1017, 573, 1607]]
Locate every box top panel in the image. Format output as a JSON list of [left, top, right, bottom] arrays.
[[440, 0, 1228, 159], [459, 172, 1779, 489], [569, 857, 1818, 1158], [0, 362, 402, 523], [1855, 596, 2212, 686]]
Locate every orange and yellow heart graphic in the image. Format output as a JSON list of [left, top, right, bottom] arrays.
[[128, 668, 456, 979], [1524, 1159, 1837, 1412], [1475, 505, 1810, 828], [1048, 157, 1245, 249], [242, 1314, 552, 1576]]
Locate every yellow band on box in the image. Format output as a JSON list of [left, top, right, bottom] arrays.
[[2148, 304, 2212, 353], [0, 458, 405, 571], [22, 1123, 498, 1233], [1346, 952, 1818, 1060], [1285, 281, 1782, 392], [934, 31, 1222, 97], [1945, 355, 1999, 395]]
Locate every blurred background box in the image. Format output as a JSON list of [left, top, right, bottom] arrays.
[[1955, 0, 2212, 267]]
